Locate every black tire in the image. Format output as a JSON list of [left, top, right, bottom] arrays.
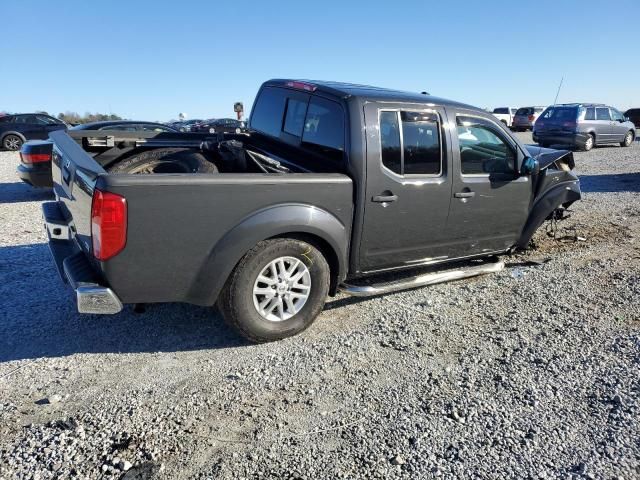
[[106, 148, 218, 174], [621, 130, 634, 147], [218, 238, 330, 343], [581, 133, 595, 152], [2, 134, 23, 151]]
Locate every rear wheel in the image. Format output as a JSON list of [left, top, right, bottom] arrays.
[[2, 134, 23, 151], [621, 130, 634, 147], [106, 148, 217, 174], [582, 134, 595, 151], [218, 238, 330, 343]]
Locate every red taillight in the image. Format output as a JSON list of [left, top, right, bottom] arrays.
[[20, 152, 51, 164], [528, 115, 535, 121], [91, 189, 127, 261], [285, 81, 317, 92]]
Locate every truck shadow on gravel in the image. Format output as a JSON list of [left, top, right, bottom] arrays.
[[579, 173, 640, 193], [0, 244, 245, 364], [0, 182, 54, 204]]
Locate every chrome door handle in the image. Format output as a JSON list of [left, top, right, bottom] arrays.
[[454, 191, 476, 198], [372, 194, 398, 203]]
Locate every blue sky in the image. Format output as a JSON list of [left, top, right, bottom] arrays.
[[3, 0, 637, 121]]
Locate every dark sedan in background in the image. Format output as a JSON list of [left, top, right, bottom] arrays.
[[71, 120, 178, 132], [625, 108, 640, 128], [0, 113, 67, 150], [16, 121, 178, 188], [191, 118, 245, 134]]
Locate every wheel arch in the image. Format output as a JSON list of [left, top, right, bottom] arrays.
[[187, 204, 350, 306], [1, 131, 27, 145]]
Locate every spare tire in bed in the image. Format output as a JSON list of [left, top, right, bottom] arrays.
[[106, 148, 218, 174]]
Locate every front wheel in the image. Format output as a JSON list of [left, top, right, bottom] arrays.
[[621, 131, 634, 147], [218, 238, 330, 342]]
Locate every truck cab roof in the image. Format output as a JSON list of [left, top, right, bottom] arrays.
[[263, 79, 478, 111]]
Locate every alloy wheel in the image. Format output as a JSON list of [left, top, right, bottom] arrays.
[[252, 256, 311, 322]]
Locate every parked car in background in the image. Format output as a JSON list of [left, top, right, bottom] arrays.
[[192, 118, 245, 134], [492, 107, 517, 128], [625, 108, 640, 128], [0, 113, 67, 150], [176, 119, 203, 132], [72, 120, 178, 132], [533, 104, 636, 151], [512, 107, 546, 131]]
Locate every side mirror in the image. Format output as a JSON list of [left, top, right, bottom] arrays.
[[521, 157, 540, 176]]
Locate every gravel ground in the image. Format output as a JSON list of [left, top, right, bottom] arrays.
[[1, 133, 639, 480]]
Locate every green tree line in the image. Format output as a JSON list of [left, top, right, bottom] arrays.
[[55, 111, 123, 124]]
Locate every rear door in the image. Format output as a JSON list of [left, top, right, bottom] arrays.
[[359, 103, 453, 272], [447, 111, 532, 254]]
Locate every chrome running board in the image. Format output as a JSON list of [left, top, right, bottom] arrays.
[[339, 260, 504, 297]]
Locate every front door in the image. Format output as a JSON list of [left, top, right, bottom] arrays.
[[359, 103, 453, 272], [609, 108, 628, 142], [447, 112, 532, 255]]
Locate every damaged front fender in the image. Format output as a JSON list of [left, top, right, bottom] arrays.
[[516, 180, 581, 249]]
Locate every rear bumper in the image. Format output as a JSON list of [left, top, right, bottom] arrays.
[[532, 132, 588, 147], [17, 163, 53, 188], [43, 201, 123, 314]]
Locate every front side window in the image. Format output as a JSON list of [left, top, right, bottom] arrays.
[[379, 110, 442, 176], [596, 107, 611, 121], [380, 111, 401, 173], [610, 109, 624, 121], [456, 116, 516, 175]]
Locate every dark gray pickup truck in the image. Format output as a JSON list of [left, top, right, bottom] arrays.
[[43, 79, 581, 342]]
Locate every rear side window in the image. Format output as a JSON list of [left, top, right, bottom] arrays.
[[456, 116, 515, 175], [250, 87, 288, 137], [379, 110, 442, 176], [584, 108, 596, 120], [302, 97, 344, 162], [493, 108, 509, 114], [596, 108, 611, 121]]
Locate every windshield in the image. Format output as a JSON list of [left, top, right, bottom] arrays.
[[515, 108, 533, 116]]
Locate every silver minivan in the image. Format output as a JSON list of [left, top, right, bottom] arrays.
[[533, 104, 636, 151]]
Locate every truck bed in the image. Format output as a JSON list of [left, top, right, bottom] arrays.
[[47, 130, 353, 308]]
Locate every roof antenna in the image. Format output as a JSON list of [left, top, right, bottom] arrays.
[[420, 91, 429, 95], [553, 76, 564, 106]]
